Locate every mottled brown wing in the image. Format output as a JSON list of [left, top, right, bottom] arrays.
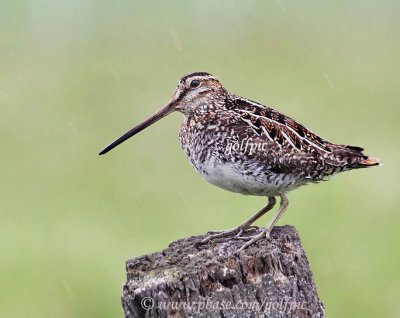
[[227, 95, 377, 172], [229, 95, 333, 152], [230, 116, 322, 176]]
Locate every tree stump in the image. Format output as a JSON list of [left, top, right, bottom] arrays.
[[122, 225, 324, 318]]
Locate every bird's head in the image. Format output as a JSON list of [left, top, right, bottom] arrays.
[[173, 72, 224, 114], [99, 72, 224, 155]]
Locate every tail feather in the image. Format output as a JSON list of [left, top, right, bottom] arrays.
[[345, 145, 364, 152], [358, 156, 381, 167], [332, 144, 380, 169]]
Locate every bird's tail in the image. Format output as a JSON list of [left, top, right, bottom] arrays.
[[340, 145, 381, 169], [358, 156, 381, 167]]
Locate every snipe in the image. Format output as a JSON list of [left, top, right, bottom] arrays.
[[100, 72, 379, 252]]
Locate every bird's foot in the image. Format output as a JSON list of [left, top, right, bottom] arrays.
[[235, 228, 272, 253], [201, 225, 258, 244], [206, 225, 258, 236]]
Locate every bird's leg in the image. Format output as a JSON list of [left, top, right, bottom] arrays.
[[236, 193, 289, 253], [200, 197, 276, 244]]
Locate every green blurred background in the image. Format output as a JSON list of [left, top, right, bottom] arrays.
[[1, 1, 399, 317]]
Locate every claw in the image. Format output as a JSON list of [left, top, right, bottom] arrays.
[[235, 229, 243, 238], [248, 225, 259, 229], [201, 227, 242, 244], [235, 236, 252, 241], [235, 228, 272, 253], [207, 229, 223, 235]]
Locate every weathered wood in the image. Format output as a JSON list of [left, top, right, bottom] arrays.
[[122, 225, 324, 318]]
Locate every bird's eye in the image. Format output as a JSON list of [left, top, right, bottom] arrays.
[[190, 80, 200, 88]]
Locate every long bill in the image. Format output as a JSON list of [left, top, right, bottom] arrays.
[[99, 100, 176, 155]]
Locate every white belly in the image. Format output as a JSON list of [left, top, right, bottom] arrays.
[[194, 156, 301, 196]]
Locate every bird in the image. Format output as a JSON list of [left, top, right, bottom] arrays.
[[99, 72, 379, 252]]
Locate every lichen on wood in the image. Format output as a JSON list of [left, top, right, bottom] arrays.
[[122, 225, 324, 318]]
